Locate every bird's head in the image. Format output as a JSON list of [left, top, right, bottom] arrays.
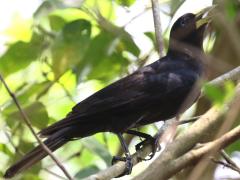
[[168, 10, 211, 56]]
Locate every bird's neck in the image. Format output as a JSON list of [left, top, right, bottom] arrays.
[[167, 39, 203, 59]]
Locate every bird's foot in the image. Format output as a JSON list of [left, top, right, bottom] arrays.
[[135, 136, 161, 161], [112, 154, 133, 177]]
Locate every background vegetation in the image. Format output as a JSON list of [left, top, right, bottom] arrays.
[[0, 0, 240, 179]]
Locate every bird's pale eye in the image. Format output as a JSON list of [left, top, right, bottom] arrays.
[[180, 20, 186, 26]]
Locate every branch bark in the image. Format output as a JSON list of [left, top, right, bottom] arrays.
[[151, 0, 164, 57]]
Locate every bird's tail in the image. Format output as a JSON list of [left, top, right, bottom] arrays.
[[4, 133, 69, 178]]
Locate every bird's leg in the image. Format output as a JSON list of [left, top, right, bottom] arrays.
[[112, 133, 133, 177]]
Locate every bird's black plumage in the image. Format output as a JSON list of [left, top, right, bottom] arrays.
[[4, 12, 209, 178]]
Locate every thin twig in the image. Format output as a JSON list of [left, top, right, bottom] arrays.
[[220, 150, 240, 173], [211, 158, 240, 174], [151, 0, 164, 57], [0, 74, 73, 180]]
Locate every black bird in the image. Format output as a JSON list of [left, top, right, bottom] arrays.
[[4, 11, 209, 178]]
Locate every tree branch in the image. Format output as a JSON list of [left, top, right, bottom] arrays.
[[151, 0, 164, 57], [209, 66, 240, 86], [0, 74, 73, 180], [220, 149, 240, 173]]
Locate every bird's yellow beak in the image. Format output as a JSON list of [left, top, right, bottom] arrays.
[[195, 6, 215, 28]]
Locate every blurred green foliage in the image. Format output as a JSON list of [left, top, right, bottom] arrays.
[[0, 0, 239, 179]]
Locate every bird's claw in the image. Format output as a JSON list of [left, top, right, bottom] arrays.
[[112, 155, 133, 177], [135, 137, 161, 161]]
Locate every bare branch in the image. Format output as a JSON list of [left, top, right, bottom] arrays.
[[211, 158, 240, 174], [151, 0, 164, 57], [209, 66, 240, 86], [218, 150, 240, 174]]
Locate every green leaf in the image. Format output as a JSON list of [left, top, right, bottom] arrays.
[[22, 174, 42, 180], [97, 17, 140, 56], [5, 102, 49, 129], [49, 8, 93, 31], [203, 84, 225, 105], [223, 81, 235, 103], [116, 0, 136, 6], [74, 165, 99, 179], [77, 32, 129, 82], [225, 1, 238, 21], [169, 0, 185, 15], [87, 51, 128, 81], [49, 15, 66, 31], [203, 81, 236, 106], [225, 139, 240, 154], [0, 33, 45, 76], [204, 81, 236, 106], [0, 144, 13, 157], [51, 19, 91, 78], [144, 32, 157, 50], [121, 36, 140, 57], [84, 0, 115, 20], [81, 137, 112, 165]]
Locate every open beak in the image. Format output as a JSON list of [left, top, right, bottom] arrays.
[[195, 6, 215, 28]]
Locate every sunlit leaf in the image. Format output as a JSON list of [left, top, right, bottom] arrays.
[[144, 32, 157, 50], [203, 81, 236, 106], [51, 19, 91, 78], [22, 174, 42, 180], [226, 140, 240, 155], [49, 8, 93, 31], [49, 15, 66, 31], [97, 17, 140, 56], [203, 84, 224, 105], [115, 0, 135, 6], [0, 33, 45, 76], [77, 31, 129, 82], [4, 15, 32, 42], [85, 0, 115, 20], [223, 81, 235, 103], [0, 144, 13, 157]]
